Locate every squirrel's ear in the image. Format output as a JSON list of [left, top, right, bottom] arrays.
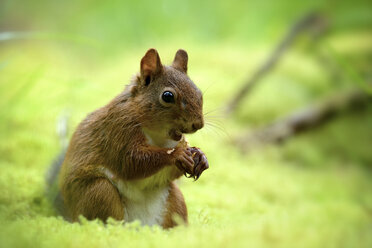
[[172, 49, 188, 74], [140, 48, 163, 86]]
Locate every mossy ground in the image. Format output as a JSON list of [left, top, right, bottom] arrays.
[[1, 1, 372, 247], [1, 38, 372, 248]]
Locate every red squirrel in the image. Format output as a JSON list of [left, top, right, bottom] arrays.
[[56, 49, 209, 228]]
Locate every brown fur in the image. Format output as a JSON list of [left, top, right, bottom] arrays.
[[162, 182, 188, 228], [58, 48, 209, 226]]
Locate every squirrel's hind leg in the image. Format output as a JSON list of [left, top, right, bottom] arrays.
[[162, 182, 188, 228], [66, 178, 124, 222]]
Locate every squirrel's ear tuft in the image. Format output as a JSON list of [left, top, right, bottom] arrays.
[[172, 49, 188, 74], [140, 48, 163, 86]]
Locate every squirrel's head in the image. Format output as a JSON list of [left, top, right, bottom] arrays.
[[129, 48, 204, 141]]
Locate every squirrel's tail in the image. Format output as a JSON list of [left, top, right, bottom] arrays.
[[45, 112, 69, 214], [45, 149, 66, 187]]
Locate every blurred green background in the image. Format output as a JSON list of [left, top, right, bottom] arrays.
[[1, 0, 372, 247]]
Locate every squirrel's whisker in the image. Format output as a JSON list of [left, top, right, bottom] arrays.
[[204, 121, 229, 138]]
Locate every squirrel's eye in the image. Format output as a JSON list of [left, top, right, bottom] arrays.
[[162, 91, 175, 103]]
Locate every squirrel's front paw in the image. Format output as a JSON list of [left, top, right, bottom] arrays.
[[174, 148, 194, 177], [188, 147, 209, 180]]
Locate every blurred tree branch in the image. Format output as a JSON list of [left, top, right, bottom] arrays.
[[229, 11, 372, 152], [235, 89, 372, 152], [226, 12, 327, 114]]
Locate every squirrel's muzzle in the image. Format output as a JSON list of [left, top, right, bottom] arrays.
[[191, 120, 204, 132]]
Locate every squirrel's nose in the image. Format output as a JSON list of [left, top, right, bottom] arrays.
[[192, 121, 204, 131]]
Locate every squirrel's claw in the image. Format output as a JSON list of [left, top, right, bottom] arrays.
[[175, 147, 209, 180], [175, 149, 194, 176], [188, 147, 209, 181], [193, 153, 209, 180]]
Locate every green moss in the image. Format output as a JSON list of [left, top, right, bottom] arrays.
[[1, 1, 372, 247]]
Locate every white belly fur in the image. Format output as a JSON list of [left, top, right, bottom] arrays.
[[102, 166, 176, 226], [101, 129, 182, 226]]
